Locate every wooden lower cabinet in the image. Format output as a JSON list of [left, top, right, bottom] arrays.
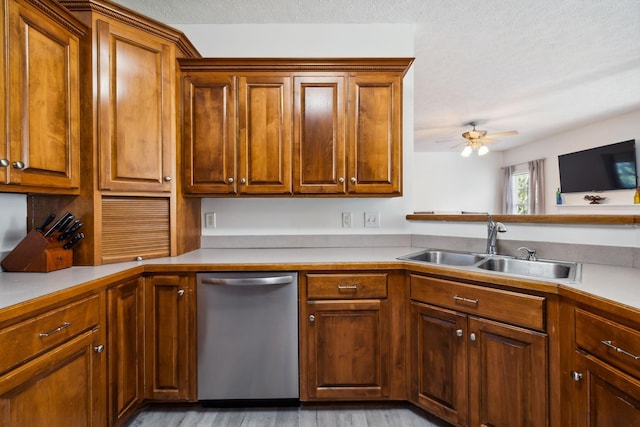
[[305, 298, 390, 399], [566, 302, 640, 426], [410, 273, 549, 427], [467, 316, 548, 427], [144, 274, 195, 401], [299, 271, 407, 401], [573, 350, 640, 426], [411, 301, 468, 426], [107, 277, 144, 425], [0, 306, 106, 427]]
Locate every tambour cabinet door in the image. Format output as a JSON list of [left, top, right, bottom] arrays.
[[237, 75, 292, 195], [182, 72, 237, 194], [5, 0, 82, 191], [96, 19, 174, 192], [293, 75, 346, 194]]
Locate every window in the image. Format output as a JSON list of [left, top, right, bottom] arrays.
[[511, 171, 529, 214]]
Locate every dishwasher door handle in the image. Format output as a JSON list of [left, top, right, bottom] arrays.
[[200, 275, 294, 286]]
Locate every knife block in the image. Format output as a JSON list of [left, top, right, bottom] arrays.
[[1, 230, 73, 273]]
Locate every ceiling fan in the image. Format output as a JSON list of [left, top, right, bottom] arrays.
[[458, 121, 518, 157]]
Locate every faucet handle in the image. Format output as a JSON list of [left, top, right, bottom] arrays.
[[517, 247, 537, 261]]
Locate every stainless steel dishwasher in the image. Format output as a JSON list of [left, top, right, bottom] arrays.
[[196, 272, 299, 405]]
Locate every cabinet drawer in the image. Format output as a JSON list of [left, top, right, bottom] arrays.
[[575, 308, 640, 379], [306, 273, 388, 299], [0, 294, 100, 374], [410, 274, 545, 331]]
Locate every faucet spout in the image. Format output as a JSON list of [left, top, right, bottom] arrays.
[[486, 213, 507, 255]]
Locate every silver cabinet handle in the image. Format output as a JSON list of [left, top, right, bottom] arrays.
[[456, 329, 463, 337], [338, 177, 344, 183], [94, 344, 105, 353], [470, 333, 477, 341], [0, 158, 9, 167], [178, 289, 185, 297], [39, 322, 72, 338], [164, 176, 172, 182], [601, 340, 640, 360], [454, 295, 479, 305], [570, 371, 583, 382], [240, 177, 246, 184], [309, 314, 315, 323], [337, 284, 358, 290], [227, 177, 234, 184], [12, 161, 25, 169], [350, 177, 356, 183]]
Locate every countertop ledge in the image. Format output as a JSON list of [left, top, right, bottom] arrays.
[[1, 247, 638, 318]]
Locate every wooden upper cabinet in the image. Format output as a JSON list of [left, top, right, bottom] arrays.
[[178, 58, 412, 197], [293, 75, 346, 194], [182, 72, 236, 194], [96, 19, 174, 192], [237, 75, 292, 195], [347, 73, 403, 195], [0, 0, 84, 193]]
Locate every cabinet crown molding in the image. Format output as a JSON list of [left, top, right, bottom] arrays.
[[178, 57, 414, 75]]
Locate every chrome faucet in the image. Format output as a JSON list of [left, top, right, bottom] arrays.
[[486, 214, 507, 255]]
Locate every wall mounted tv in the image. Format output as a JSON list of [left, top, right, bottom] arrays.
[[558, 139, 638, 193]]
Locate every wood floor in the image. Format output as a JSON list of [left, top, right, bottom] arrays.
[[123, 403, 451, 427]]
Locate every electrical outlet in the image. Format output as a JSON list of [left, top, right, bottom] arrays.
[[204, 212, 216, 229], [341, 212, 352, 228], [364, 212, 380, 228]]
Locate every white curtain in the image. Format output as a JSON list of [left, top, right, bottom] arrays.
[[528, 159, 546, 214], [501, 165, 515, 214]]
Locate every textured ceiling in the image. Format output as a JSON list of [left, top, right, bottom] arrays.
[[113, 0, 640, 152]]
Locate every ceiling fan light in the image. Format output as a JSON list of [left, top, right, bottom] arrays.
[[461, 145, 473, 157], [478, 145, 489, 156]]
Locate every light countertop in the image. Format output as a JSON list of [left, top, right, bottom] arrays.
[[1, 247, 638, 312]]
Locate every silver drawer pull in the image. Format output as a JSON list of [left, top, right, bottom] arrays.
[[337, 284, 358, 290], [453, 295, 479, 305], [39, 322, 72, 338], [601, 340, 640, 360]]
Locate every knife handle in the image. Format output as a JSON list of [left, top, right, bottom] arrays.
[[36, 213, 56, 233]]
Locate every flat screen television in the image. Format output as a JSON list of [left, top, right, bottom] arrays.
[[558, 139, 638, 193]]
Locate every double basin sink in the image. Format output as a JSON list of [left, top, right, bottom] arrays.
[[398, 249, 580, 282]]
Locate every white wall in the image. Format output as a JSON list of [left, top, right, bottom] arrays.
[[0, 194, 27, 256], [176, 23, 417, 237]]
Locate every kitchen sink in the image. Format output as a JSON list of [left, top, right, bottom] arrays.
[[398, 249, 486, 266], [476, 257, 579, 281]]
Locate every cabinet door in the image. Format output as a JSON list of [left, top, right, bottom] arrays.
[[468, 316, 548, 427], [411, 301, 468, 427], [346, 73, 402, 195], [107, 277, 144, 424], [305, 299, 390, 399], [237, 75, 292, 195], [4, 0, 81, 191], [293, 75, 346, 194], [572, 350, 640, 427], [96, 19, 173, 192], [182, 72, 237, 194], [144, 274, 194, 401], [0, 329, 105, 427]]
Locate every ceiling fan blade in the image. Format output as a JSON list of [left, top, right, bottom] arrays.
[[477, 137, 498, 144], [485, 130, 518, 138]]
